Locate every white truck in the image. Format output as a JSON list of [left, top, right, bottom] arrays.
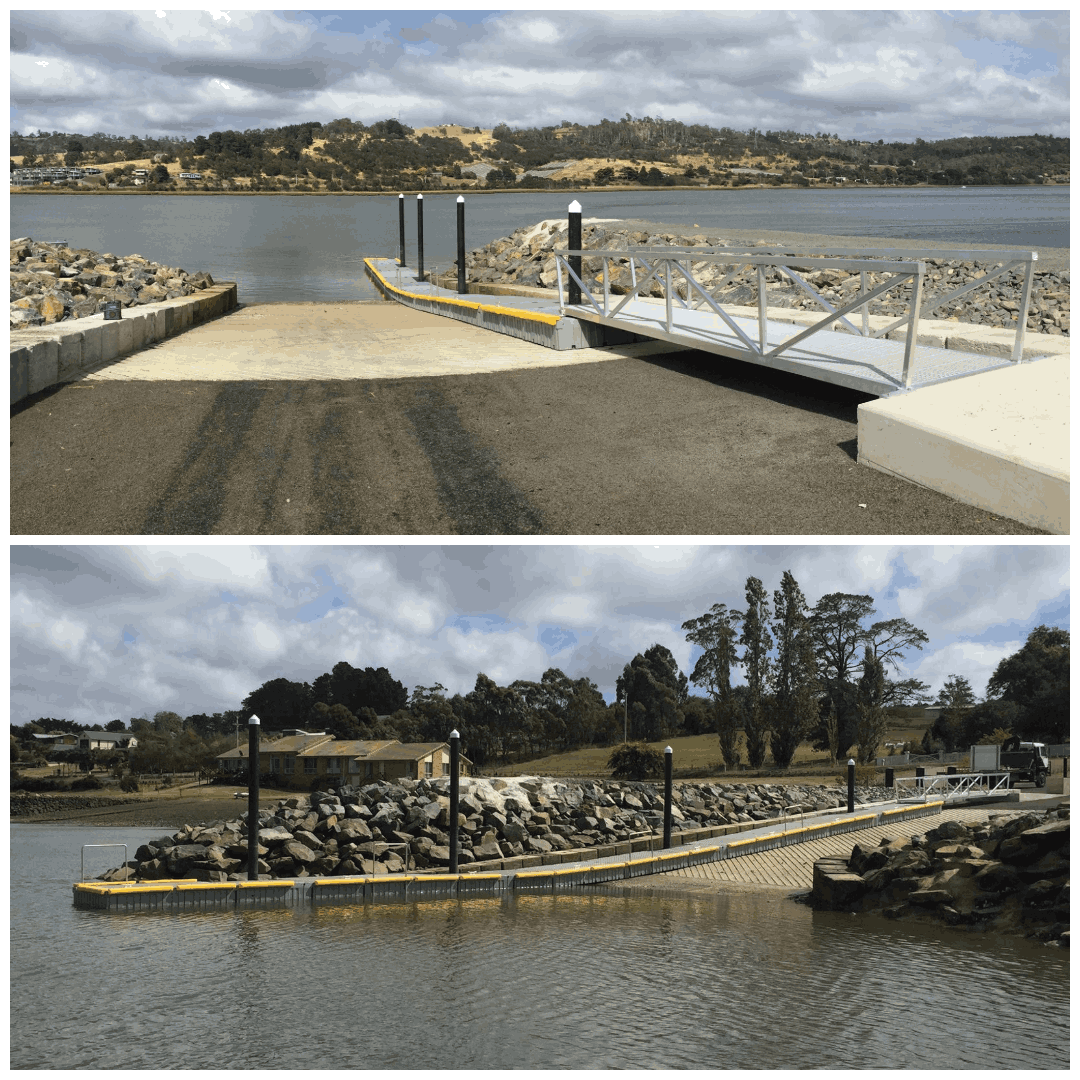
[[970, 736, 1050, 788]]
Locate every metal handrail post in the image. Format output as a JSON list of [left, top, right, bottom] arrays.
[[901, 263, 926, 390], [81, 843, 128, 881], [757, 264, 768, 351], [1012, 256, 1036, 362], [556, 255, 566, 313], [602, 258, 609, 317], [664, 260, 673, 332], [860, 270, 869, 335]]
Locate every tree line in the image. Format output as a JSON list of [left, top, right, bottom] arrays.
[[10, 597, 1067, 779], [11, 119, 1067, 192]]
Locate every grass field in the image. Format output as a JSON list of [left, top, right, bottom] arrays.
[[500, 711, 937, 787]]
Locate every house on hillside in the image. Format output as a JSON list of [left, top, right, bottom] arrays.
[[31, 732, 80, 749], [216, 734, 469, 784], [78, 731, 138, 751]]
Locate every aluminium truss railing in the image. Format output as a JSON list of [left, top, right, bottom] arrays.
[[555, 244, 1038, 389], [893, 772, 1012, 804]]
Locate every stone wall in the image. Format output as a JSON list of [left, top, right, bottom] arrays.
[[97, 775, 883, 883], [11, 793, 152, 816], [813, 807, 1069, 946], [11, 238, 218, 329]]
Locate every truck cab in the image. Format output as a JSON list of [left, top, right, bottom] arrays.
[[998, 736, 1050, 788]]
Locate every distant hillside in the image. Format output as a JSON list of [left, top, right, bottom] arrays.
[[10, 118, 1069, 193]]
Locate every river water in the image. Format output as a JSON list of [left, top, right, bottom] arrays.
[[11, 824, 1069, 1070], [9, 186, 1068, 303]]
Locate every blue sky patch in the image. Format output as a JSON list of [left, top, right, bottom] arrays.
[[538, 625, 577, 655]]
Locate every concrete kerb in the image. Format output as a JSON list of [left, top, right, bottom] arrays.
[[364, 258, 645, 351], [10, 282, 238, 406]]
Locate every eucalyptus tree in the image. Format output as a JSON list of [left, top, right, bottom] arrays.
[[768, 571, 819, 770], [739, 577, 773, 769], [682, 602, 742, 767], [807, 594, 927, 759]]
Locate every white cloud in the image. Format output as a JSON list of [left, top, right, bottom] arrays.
[[912, 640, 1025, 700], [8, 10, 1069, 140], [8, 544, 1068, 728]]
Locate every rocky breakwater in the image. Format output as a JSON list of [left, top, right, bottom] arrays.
[[97, 775, 871, 882], [11, 793, 151, 817], [10, 237, 217, 329], [449, 221, 1069, 337], [813, 808, 1069, 946]]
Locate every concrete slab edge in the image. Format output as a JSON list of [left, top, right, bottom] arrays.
[[10, 282, 238, 405], [857, 411, 1068, 534]]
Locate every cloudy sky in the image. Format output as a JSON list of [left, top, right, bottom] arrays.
[[10, 544, 1069, 729], [10, 8, 1069, 143]]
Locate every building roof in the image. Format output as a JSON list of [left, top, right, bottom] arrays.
[[217, 733, 333, 760], [79, 731, 137, 743], [215, 735, 470, 765], [364, 742, 464, 763], [297, 739, 397, 758]]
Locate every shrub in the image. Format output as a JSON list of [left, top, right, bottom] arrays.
[[119, 775, 140, 793], [608, 742, 665, 781], [70, 774, 104, 791]]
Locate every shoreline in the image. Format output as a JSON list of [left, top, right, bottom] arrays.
[[611, 219, 1070, 271], [14, 182, 1067, 197]]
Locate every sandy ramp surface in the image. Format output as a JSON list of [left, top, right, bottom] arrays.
[[82, 300, 676, 382]]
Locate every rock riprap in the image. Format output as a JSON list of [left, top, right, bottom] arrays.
[[449, 221, 1069, 337], [98, 775, 872, 882], [813, 808, 1069, 946], [10, 237, 217, 328]]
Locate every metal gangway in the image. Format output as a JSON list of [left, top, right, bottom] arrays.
[[894, 772, 1012, 804], [555, 244, 1040, 397]]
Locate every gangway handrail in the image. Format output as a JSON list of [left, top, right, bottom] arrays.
[[82, 843, 128, 881], [556, 248, 928, 389], [557, 243, 1037, 371], [893, 772, 1011, 804]]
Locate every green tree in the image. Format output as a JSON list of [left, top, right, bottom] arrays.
[[104, 719, 127, 732], [854, 647, 887, 763], [769, 571, 819, 769], [931, 674, 977, 750], [739, 577, 772, 768], [807, 593, 874, 757], [985, 625, 1069, 741], [607, 742, 664, 780], [462, 673, 527, 766], [241, 677, 315, 730], [409, 683, 458, 743], [616, 644, 685, 742], [867, 617, 929, 674]]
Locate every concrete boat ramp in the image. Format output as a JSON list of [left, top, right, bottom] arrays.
[[366, 257, 1068, 533]]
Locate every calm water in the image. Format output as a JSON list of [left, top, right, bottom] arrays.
[[11, 825, 1069, 1070], [9, 186, 1068, 303]]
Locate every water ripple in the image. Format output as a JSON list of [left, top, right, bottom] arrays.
[[11, 827, 1070, 1070]]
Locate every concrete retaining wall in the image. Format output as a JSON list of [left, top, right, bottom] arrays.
[[10, 282, 238, 405]]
